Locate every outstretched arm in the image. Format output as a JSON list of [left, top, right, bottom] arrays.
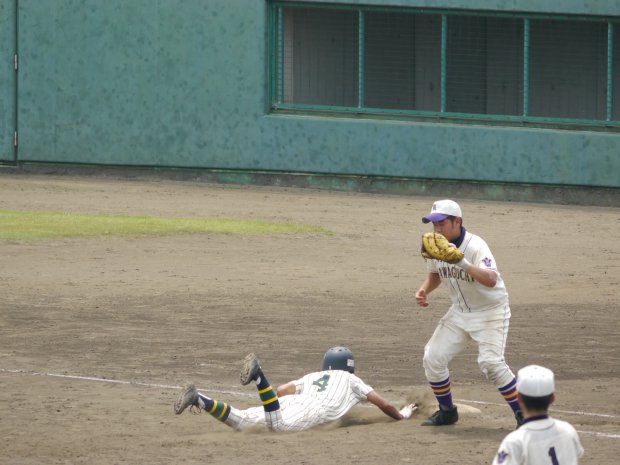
[[366, 391, 416, 420]]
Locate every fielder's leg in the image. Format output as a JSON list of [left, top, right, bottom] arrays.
[[470, 304, 523, 428], [421, 313, 469, 426]]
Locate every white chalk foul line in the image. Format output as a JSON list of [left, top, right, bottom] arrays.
[[576, 430, 620, 439], [0, 367, 254, 398], [2, 368, 619, 439], [454, 398, 620, 439], [455, 398, 619, 419]]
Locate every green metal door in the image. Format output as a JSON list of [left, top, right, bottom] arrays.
[[0, 0, 17, 162]]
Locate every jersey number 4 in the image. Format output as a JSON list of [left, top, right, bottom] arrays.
[[312, 374, 331, 392]]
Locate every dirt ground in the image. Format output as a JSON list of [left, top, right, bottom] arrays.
[[0, 172, 618, 465]]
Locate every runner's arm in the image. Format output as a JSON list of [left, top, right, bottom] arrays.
[[366, 391, 408, 420], [276, 382, 296, 397]]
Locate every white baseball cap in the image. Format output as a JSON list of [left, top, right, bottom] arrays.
[[517, 365, 555, 397], [422, 199, 463, 224]]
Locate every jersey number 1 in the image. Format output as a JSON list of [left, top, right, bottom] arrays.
[[548, 447, 559, 465]]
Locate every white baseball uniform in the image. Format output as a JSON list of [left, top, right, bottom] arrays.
[[225, 369, 373, 432], [426, 230, 508, 312], [492, 415, 584, 465], [423, 230, 515, 387]]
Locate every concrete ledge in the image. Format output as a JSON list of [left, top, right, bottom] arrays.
[[2, 162, 619, 207]]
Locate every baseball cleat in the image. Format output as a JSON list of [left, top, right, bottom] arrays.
[[421, 405, 458, 426], [240, 353, 261, 385], [174, 383, 199, 415]]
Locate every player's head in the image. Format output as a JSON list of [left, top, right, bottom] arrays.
[[423, 199, 463, 240], [517, 365, 555, 411], [422, 199, 462, 224], [322, 346, 355, 373]]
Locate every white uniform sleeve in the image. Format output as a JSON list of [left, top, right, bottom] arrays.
[[291, 375, 307, 394], [471, 238, 499, 275], [492, 433, 523, 465], [569, 424, 585, 458], [349, 374, 374, 399]]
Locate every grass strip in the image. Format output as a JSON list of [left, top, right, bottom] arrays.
[[0, 209, 331, 240]]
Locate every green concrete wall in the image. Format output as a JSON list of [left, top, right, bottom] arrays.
[[258, 116, 619, 187], [0, 0, 16, 162], [17, 0, 266, 167], [5, 0, 620, 189], [303, 0, 620, 16]]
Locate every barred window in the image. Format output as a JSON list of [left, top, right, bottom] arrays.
[[280, 8, 358, 107], [446, 16, 523, 116], [529, 19, 608, 120], [270, 3, 620, 128]]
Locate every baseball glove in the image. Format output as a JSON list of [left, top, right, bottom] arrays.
[[421, 232, 464, 264]]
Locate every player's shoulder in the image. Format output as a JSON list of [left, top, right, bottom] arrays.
[[551, 417, 579, 434], [348, 372, 364, 382], [348, 372, 374, 390], [518, 416, 578, 437], [462, 231, 495, 256], [331, 370, 359, 383], [311, 369, 355, 382], [493, 429, 525, 465], [503, 426, 529, 442], [463, 230, 486, 246]]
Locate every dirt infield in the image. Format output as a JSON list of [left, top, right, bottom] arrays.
[[1, 173, 618, 465]]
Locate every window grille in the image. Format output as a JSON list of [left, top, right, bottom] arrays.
[[269, 3, 620, 129]]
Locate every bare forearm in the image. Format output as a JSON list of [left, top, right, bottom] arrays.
[[419, 273, 441, 294], [380, 403, 405, 420], [367, 391, 410, 420]]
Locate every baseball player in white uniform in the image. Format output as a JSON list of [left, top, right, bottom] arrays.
[[415, 200, 523, 427], [174, 346, 417, 432], [492, 365, 584, 464]]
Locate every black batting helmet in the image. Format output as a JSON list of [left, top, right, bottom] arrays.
[[321, 346, 355, 373]]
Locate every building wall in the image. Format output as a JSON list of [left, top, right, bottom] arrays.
[[0, 0, 16, 162], [11, 0, 267, 169], [302, 0, 620, 16], [1, 0, 618, 189]]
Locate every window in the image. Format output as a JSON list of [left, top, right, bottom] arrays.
[[446, 16, 523, 115], [529, 19, 607, 120], [280, 8, 358, 107], [270, 3, 620, 128]]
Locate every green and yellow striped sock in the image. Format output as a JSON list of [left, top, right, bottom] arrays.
[[197, 393, 231, 421], [254, 369, 280, 413]]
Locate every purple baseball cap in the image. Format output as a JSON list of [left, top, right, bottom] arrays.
[[422, 199, 462, 223]]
